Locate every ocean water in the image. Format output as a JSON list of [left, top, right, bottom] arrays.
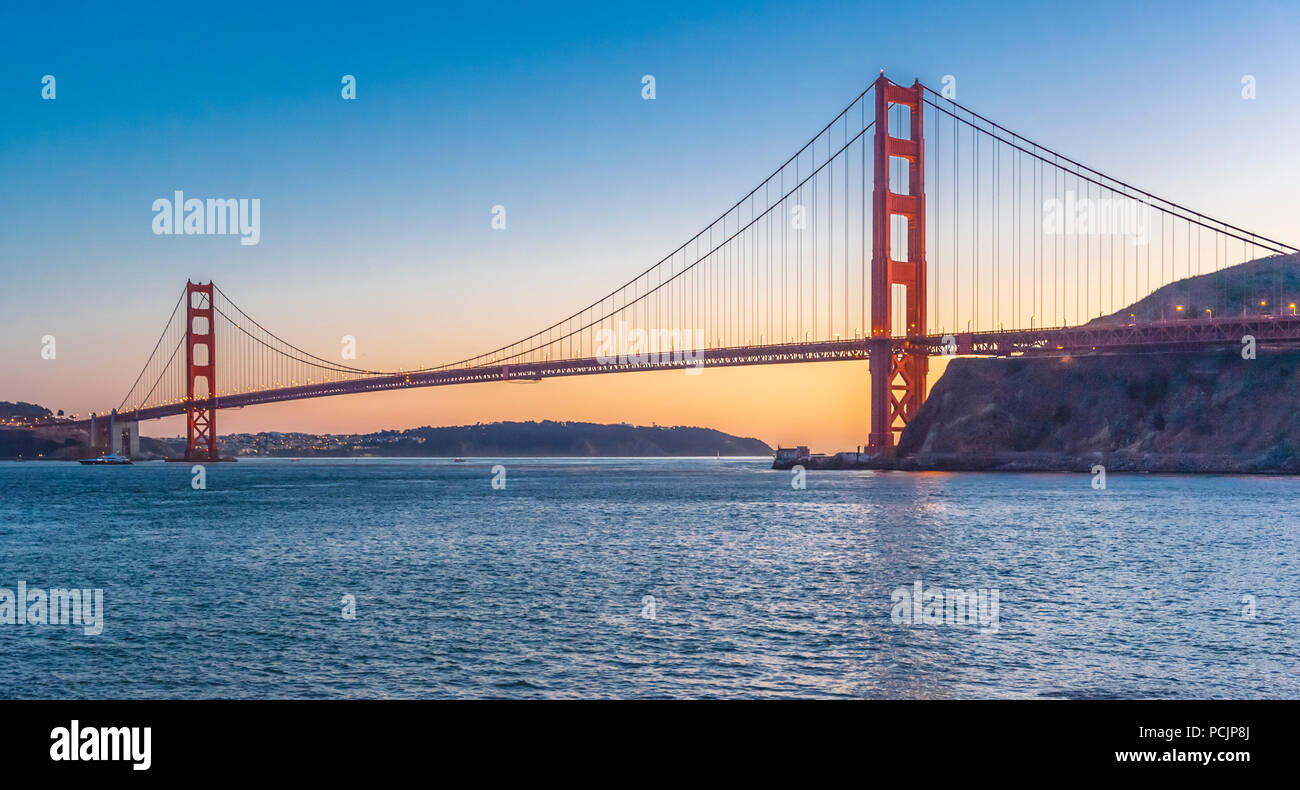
[[0, 457, 1295, 699]]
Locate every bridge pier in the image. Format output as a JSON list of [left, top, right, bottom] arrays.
[[867, 338, 892, 449], [122, 419, 140, 458], [86, 410, 140, 458]]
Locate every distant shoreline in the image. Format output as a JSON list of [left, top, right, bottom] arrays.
[[3, 420, 775, 461]]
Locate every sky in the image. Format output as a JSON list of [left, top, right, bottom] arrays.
[[2, 0, 1298, 451]]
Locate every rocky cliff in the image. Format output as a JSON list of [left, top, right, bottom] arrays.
[[894, 351, 1300, 472], [890, 254, 1300, 473]]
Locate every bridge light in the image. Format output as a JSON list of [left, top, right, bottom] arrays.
[[1176, 305, 1182, 312]]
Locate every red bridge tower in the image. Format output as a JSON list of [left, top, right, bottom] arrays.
[[868, 74, 927, 451], [185, 280, 218, 461]]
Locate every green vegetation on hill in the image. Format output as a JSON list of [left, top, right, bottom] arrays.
[[1093, 253, 1300, 324]]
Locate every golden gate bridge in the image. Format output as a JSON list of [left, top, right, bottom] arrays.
[[37, 73, 1300, 460]]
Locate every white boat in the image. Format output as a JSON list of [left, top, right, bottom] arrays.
[[79, 453, 133, 465]]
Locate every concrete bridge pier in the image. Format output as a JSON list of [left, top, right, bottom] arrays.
[[87, 411, 140, 458], [119, 419, 140, 458]]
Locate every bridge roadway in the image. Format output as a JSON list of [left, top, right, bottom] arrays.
[[36, 314, 1300, 429]]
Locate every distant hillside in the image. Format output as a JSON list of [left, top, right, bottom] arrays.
[[1092, 253, 1300, 325], [0, 402, 62, 458], [3, 407, 771, 460], [0, 401, 54, 421], [0, 428, 75, 459], [207, 420, 773, 458], [893, 254, 1300, 473]]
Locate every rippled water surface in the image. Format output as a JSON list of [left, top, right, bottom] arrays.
[[0, 458, 1295, 698]]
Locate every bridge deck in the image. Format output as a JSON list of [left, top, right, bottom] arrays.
[[35, 314, 1300, 429]]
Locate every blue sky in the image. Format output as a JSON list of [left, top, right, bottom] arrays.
[[2, 0, 1298, 442]]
